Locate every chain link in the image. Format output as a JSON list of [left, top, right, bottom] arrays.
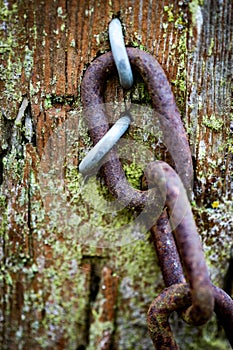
[[80, 20, 233, 349]]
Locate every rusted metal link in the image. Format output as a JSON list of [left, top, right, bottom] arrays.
[[213, 286, 233, 347], [81, 48, 193, 201], [150, 210, 185, 287], [149, 203, 233, 347], [147, 283, 191, 350], [145, 161, 214, 325], [80, 48, 223, 344], [147, 283, 233, 350]]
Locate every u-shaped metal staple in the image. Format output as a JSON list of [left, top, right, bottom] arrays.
[[109, 18, 133, 89], [79, 115, 131, 175]]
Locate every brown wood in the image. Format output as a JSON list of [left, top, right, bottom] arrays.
[[0, 0, 232, 349]]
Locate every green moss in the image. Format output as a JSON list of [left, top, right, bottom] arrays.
[[1, 140, 89, 348], [44, 95, 53, 110], [88, 315, 114, 350], [35, 239, 85, 348], [130, 29, 149, 52], [201, 201, 232, 283], [164, 4, 174, 22], [57, 6, 66, 19], [0, 194, 7, 244], [131, 41, 149, 52], [112, 235, 162, 349], [203, 114, 224, 132], [2, 147, 24, 180], [188, 0, 203, 25], [0, 2, 34, 119], [0, 194, 6, 208], [172, 314, 231, 350], [164, 7, 188, 115], [208, 38, 215, 56], [43, 94, 76, 110], [123, 162, 143, 189]]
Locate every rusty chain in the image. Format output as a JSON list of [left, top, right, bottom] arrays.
[[80, 22, 233, 349]]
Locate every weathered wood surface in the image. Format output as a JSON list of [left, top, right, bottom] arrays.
[[0, 0, 232, 349]]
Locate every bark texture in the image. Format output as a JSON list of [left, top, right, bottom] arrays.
[[0, 0, 232, 349]]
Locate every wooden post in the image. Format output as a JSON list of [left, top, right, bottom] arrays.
[[0, 1, 232, 349]]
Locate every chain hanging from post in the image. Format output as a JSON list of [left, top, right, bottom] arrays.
[[80, 19, 233, 349]]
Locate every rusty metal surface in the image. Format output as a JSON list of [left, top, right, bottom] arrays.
[[213, 286, 233, 347], [147, 282, 233, 349], [145, 161, 214, 325], [150, 210, 185, 287], [147, 283, 192, 350]]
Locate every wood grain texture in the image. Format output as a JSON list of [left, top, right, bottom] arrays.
[[0, 0, 232, 349]]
